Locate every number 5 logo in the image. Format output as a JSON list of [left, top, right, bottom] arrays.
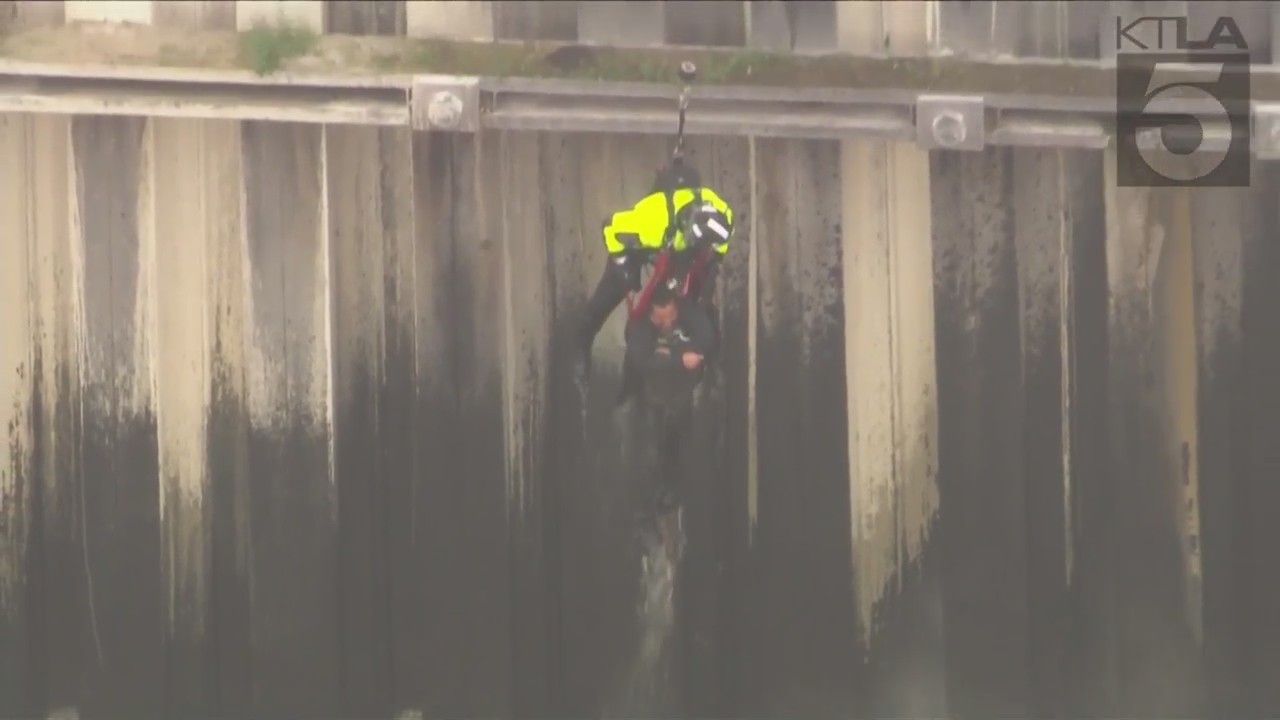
[[1134, 62, 1233, 182], [1116, 52, 1250, 187]]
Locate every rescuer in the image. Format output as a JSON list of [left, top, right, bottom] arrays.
[[569, 60, 739, 393], [571, 158, 735, 390]]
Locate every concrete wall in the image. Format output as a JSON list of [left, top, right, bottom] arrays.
[[3, 1, 1280, 718]]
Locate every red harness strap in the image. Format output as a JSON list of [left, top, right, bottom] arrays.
[[682, 247, 711, 298], [626, 250, 671, 322], [625, 247, 712, 321]]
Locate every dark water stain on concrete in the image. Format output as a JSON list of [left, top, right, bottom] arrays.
[[71, 114, 166, 719], [748, 138, 861, 716], [206, 351, 252, 718], [930, 147, 1032, 718], [1, 383, 40, 718], [240, 120, 340, 718]]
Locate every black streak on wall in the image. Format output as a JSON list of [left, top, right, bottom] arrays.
[[748, 138, 860, 716], [930, 148, 1031, 718], [1103, 186, 1205, 718], [1194, 179, 1253, 716], [1240, 167, 1280, 716], [1061, 150, 1111, 720], [677, 137, 751, 720], [372, 126, 418, 715], [1203, 164, 1280, 717], [326, 125, 392, 718], [536, 131, 585, 720], [494, 131, 553, 719], [240, 121, 340, 718], [71, 115, 166, 719], [1, 285, 38, 717], [412, 130, 514, 718]]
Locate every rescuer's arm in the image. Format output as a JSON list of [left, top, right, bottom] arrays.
[[679, 299, 718, 360], [626, 319, 679, 374]]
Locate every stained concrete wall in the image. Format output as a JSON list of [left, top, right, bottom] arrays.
[[4, 0, 1280, 719]]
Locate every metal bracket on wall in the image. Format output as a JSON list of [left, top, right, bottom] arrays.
[[916, 94, 986, 151], [411, 75, 481, 132]]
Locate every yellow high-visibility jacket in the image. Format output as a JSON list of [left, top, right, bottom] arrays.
[[602, 186, 734, 257]]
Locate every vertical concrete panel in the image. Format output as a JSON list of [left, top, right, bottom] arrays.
[[493, 0, 576, 41], [68, 115, 164, 717], [0, 0, 64, 31], [25, 115, 80, 719], [152, 0, 236, 30], [239, 120, 338, 717], [841, 137, 947, 719], [834, 2, 945, 716], [0, 114, 37, 719], [371, 128, 418, 718], [1098, 154, 1208, 717], [325, 124, 392, 719], [933, 0, 1025, 56], [664, 0, 745, 46], [1194, 174, 1276, 717], [1011, 148, 1089, 718], [453, 129, 514, 716], [405, 0, 492, 40], [747, 1, 837, 53], [235, 0, 324, 31], [1057, 149, 1110, 719], [675, 136, 751, 720], [199, 119, 253, 717], [1235, 166, 1280, 715], [491, 130, 554, 718], [929, 149, 1030, 717], [1159, 188, 1202, 648], [409, 130, 459, 719], [325, 0, 405, 35], [577, 0, 664, 47], [533, 130, 588, 720], [149, 117, 224, 716], [324, 124, 415, 716], [409, 131, 512, 717], [64, 0, 153, 24], [749, 138, 858, 714]]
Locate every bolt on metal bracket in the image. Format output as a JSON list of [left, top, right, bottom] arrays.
[[411, 75, 481, 132], [916, 94, 986, 151]]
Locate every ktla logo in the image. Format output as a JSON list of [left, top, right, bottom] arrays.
[[1114, 15, 1251, 187]]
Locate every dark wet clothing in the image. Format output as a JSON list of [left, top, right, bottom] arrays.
[[621, 298, 717, 409]]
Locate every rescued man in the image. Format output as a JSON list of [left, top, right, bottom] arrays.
[[619, 281, 717, 523]]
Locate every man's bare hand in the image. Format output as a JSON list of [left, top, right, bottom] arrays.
[[682, 352, 703, 370]]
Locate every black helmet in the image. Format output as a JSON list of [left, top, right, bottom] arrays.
[[681, 202, 732, 251], [652, 160, 702, 194]]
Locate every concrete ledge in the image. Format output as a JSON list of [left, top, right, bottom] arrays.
[[0, 65, 409, 124], [0, 48, 1268, 151]]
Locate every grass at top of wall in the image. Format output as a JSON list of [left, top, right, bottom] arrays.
[[0, 21, 1117, 98], [239, 21, 319, 75]]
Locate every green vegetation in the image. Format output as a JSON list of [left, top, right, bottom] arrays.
[[238, 20, 318, 75]]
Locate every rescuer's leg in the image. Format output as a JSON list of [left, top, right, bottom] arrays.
[[573, 256, 634, 390]]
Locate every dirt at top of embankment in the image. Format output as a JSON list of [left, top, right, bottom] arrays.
[[0, 19, 1124, 98]]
